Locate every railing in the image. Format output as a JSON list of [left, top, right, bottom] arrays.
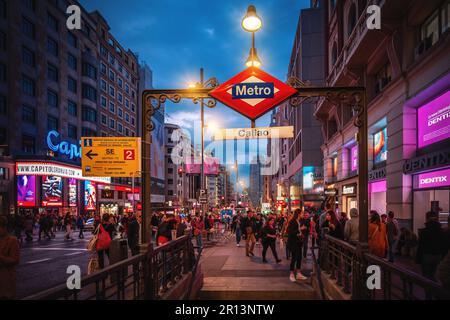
[[23, 235, 197, 300], [310, 245, 326, 300], [319, 234, 450, 300]]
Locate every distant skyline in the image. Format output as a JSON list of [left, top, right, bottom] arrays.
[[80, 0, 310, 182]]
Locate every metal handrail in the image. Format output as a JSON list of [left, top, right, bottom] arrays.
[[320, 234, 450, 300], [311, 245, 326, 300]]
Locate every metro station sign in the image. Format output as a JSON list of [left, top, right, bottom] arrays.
[[209, 67, 297, 120]]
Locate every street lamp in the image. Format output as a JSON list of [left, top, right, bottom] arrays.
[[242, 5, 262, 68]]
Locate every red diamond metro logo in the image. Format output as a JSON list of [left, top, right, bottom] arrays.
[[209, 67, 297, 121]]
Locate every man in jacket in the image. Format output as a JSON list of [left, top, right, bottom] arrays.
[[416, 211, 447, 280], [242, 211, 256, 257], [0, 216, 20, 299], [127, 213, 140, 256], [344, 208, 359, 245], [386, 211, 399, 262]]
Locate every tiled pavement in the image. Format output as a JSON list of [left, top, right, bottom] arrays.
[[198, 233, 318, 300]]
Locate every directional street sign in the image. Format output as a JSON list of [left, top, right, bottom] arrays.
[[81, 137, 141, 177], [209, 66, 297, 120], [213, 126, 294, 140]]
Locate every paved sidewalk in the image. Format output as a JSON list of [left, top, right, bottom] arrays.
[[199, 233, 318, 300]]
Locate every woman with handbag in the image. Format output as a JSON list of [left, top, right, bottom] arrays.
[[262, 217, 282, 263], [287, 209, 307, 282], [95, 214, 114, 269]]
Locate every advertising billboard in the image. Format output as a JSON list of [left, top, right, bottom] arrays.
[[17, 175, 36, 207], [374, 127, 388, 164], [417, 91, 450, 148], [84, 181, 97, 211], [68, 178, 77, 207], [303, 166, 324, 194], [42, 176, 63, 207], [415, 167, 450, 189], [350, 145, 358, 171]]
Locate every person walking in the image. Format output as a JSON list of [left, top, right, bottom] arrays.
[[287, 209, 307, 282], [254, 214, 263, 246], [232, 212, 242, 247], [24, 214, 33, 242], [127, 213, 140, 256], [77, 215, 85, 239], [344, 208, 359, 245], [416, 211, 446, 281], [64, 213, 73, 241], [0, 216, 20, 300], [368, 212, 388, 258], [204, 213, 212, 242], [300, 211, 311, 259], [242, 211, 256, 257], [386, 211, 399, 262], [95, 213, 115, 269], [261, 217, 281, 263], [192, 214, 204, 251]]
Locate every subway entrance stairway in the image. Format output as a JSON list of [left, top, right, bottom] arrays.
[[198, 233, 318, 300]]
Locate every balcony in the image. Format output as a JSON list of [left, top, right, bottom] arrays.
[[327, 0, 410, 86]]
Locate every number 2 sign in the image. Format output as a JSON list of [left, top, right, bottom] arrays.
[[124, 149, 135, 160]]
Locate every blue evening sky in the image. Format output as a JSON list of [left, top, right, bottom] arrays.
[[80, 0, 310, 184]]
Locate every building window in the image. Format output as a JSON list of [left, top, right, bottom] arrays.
[[83, 63, 97, 80], [0, 31, 5, 51], [100, 45, 107, 57], [125, 113, 130, 122], [109, 53, 115, 65], [82, 106, 97, 123], [101, 113, 107, 125], [22, 75, 35, 96], [47, 115, 58, 131], [22, 105, 35, 124], [168, 179, 174, 185], [109, 70, 115, 81], [22, 17, 35, 39], [81, 127, 97, 137], [131, 90, 135, 99], [48, 89, 58, 108], [47, 12, 58, 31], [109, 118, 115, 129], [125, 84, 130, 94], [68, 100, 77, 116], [82, 84, 97, 102], [118, 92, 123, 103], [168, 168, 173, 174], [0, 95, 6, 115], [22, 46, 35, 67], [374, 63, 392, 94], [347, 4, 357, 37], [68, 32, 77, 48], [118, 108, 123, 118], [0, 167, 7, 180], [125, 99, 129, 108], [68, 124, 77, 139], [68, 53, 77, 70], [109, 86, 115, 97], [101, 79, 107, 92], [131, 117, 135, 126], [22, 0, 36, 11], [22, 135, 35, 153], [47, 37, 58, 57], [109, 102, 115, 113], [0, 63, 5, 82], [68, 77, 77, 93], [131, 104, 136, 112], [125, 128, 130, 136], [100, 62, 106, 75], [47, 63, 58, 82], [101, 96, 107, 108], [117, 123, 123, 133]]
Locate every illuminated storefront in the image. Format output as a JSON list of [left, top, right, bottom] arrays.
[[16, 161, 110, 215]]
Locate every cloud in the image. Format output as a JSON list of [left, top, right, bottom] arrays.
[[203, 27, 215, 38]]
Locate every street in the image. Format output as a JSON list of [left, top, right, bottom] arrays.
[[16, 231, 93, 299]]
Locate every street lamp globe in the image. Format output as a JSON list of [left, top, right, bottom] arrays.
[[242, 5, 262, 32], [245, 47, 262, 67]]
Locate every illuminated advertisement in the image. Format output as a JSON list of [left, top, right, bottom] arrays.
[[68, 178, 77, 207], [303, 166, 314, 190], [17, 175, 36, 207], [418, 91, 450, 148], [351, 145, 358, 171], [415, 167, 450, 189], [303, 166, 324, 194], [42, 176, 63, 207], [374, 127, 388, 164], [84, 181, 97, 211]]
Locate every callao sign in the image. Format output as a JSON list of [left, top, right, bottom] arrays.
[[209, 66, 297, 120]]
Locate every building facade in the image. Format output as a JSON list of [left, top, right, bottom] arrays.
[[314, 0, 450, 232], [0, 0, 147, 217]]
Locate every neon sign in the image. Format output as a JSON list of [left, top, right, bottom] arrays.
[[47, 130, 81, 160]]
